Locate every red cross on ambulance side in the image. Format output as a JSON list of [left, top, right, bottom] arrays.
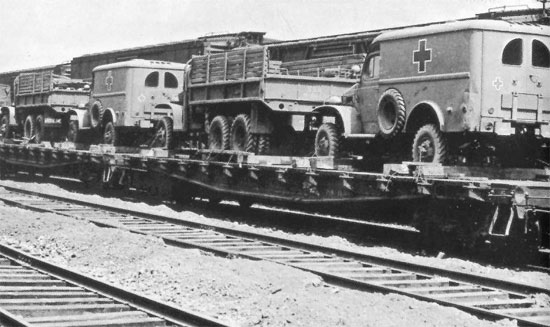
[[413, 39, 432, 73]]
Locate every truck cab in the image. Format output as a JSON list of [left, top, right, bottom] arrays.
[[337, 20, 550, 164], [88, 59, 186, 145]]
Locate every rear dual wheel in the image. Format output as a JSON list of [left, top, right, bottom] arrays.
[[208, 115, 231, 150], [0, 114, 12, 141], [230, 114, 256, 152]]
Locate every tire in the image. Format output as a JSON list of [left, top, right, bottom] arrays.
[[35, 114, 45, 143], [23, 115, 36, 141], [315, 123, 340, 156], [257, 134, 271, 155], [102, 121, 117, 145], [377, 88, 406, 138], [152, 117, 174, 149], [89, 100, 103, 129], [0, 114, 12, 141], [230, 114, 256, 152], [67, 121, 79, 143], [208, 115, 230, 150], [411, 124, 448, 163]]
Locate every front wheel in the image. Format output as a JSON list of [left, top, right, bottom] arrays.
[[24, 115, 36, 141], [152, 117, 174, 149], [411, 124, 448, 163], [315, 123, 340, 156], [102, 121, 117, 145], [67, 121, 79, 143], [35, 114, 45, 143]]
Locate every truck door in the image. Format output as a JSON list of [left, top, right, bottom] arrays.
[[356, 53, 381, 133], [482, 33, 550, 130]]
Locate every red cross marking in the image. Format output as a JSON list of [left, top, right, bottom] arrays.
[[413, 39, 432, 73]]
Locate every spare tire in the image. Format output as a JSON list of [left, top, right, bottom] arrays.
[[377, 88, 406, 138], [89, 100, 103, 129]]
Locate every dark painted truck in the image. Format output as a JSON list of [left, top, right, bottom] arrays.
[[316, 20, 550, 165], [0, 71, 90, 143], [178, 46, 364, 154], [0, 60, 187, 146]]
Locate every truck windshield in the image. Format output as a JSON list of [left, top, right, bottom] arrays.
[[532, 40, 550, 68], [502, 38, 522, 65], [364, 55, 380, 78]]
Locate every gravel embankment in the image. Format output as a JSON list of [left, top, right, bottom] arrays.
[[0, 204, 523, 327]]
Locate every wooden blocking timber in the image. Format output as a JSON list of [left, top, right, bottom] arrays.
[[280, 53, 366, 77]]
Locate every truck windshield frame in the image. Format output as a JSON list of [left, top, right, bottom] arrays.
[[362, 54, 380, 80]]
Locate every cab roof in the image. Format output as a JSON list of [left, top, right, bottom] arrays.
[[374, 19, 550, 43], [93, 59, 187, 72]]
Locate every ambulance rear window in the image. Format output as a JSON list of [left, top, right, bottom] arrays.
[[145, 72, 159, 87], [532, 40, 550, 68], [502, 39, 522, 65], [164, 72, 178, 88]]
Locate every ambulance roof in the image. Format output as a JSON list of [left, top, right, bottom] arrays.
[[93, 59, 187, 72], [374, 19, 550, 43]]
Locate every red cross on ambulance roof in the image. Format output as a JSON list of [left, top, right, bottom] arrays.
[[413, 39, 432, 73]]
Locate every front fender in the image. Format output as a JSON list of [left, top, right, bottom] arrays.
[[168, 103, 184, 132], [68, 109, 91, 129], [313, 105, 362, 136], [1, 106, 17, 126]]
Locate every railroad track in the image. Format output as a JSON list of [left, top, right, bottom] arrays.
[[1, 184, 549, 326], [0, 242, 228, 327]]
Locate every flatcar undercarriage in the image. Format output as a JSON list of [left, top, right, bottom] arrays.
[[0, 141, 548, 267]]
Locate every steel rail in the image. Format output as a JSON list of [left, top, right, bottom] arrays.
[[0, 184, 549, 326], [0, 242, 229, 327]]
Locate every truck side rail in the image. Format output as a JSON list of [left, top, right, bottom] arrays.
[[189, 47, 268, 85], [279, 53, 365, 78], [16, 71, 54, 96]]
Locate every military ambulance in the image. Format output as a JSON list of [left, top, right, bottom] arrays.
[[317, 20, 550, 165], [83, 60, 187, 146]]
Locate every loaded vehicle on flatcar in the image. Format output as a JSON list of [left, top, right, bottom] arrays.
[[0, 72, 90, 143], [314, 20, 550, 166], [0, 60, 187, 146], [177, 46, 364, 154], [158, 19, 549, 167], [86, 60, 186, 146]]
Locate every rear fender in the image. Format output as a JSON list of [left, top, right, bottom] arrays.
[[1, 106, 17, 126], [313, 105, 362, 136]]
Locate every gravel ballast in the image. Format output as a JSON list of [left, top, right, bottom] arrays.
[[0, 180, 548, 326]]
